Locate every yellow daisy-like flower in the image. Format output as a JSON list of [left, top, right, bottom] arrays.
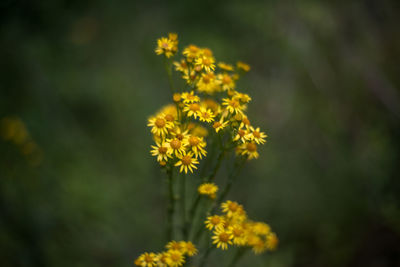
[[150, 141, 171, 162], [183, 103, 201, 119], [182, 70, 197, 85], [196, 72, 220, 94], [188, 135, 207, 159], [181, 241, 198, 256], [218, 73, 235, 91], [239, 116, 252, 130], [222, 97, 244, 115], [240, 142, 259, 160], [181, 91, 200, 104], [205, 215, 225, 230], [233, 92, 252, 103], [233, 127, 251, 143], [182, 44, 200, 62], [202, 98, 220, 114], [221, 200, 244, 218], [195, 55, 216, 72], [166, 250, 185, 267], [212, 226, 233, 250], [198, 107, 215, 123], [250, 235, 267, 254], [135, 252, 158, 267], [247, 127, 267, 144], [175, 151, 199, 174], [218, 62, 234, 71], [156, 252, 169, 267], [266, 232, 279, 251], [166, 240, 184, 252], [167, 137, 187, 157], [170, 127, 190, 143], [155, 36, 177, 58], [198, 183, 218, 199], [251, 222, 270, 236], [236, 61, 250, 72], [230, 224, 247, 245], [212, 118, 229, 133], [173, 59, 188, 72], [147, 115, 173, 137]]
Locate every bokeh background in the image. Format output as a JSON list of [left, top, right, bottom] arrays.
[[1, 0, 400, 266]]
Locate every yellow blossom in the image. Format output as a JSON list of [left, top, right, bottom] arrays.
[[198, 183, 218, 199], [212, 226, 233, 250], [175, 151, 199, 174]]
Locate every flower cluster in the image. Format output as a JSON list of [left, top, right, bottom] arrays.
[[206, 200, 278, 254], [148, 33, 268, 173], [134, 240, 197, 267]]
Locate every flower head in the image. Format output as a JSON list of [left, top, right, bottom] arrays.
[[175, 151, 199, 173], [198, 183, 218, 199]]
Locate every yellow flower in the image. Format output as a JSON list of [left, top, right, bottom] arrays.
[[195, 55, 216, 72], [198, 183, 218, 199], [196, 72, 220, 94], [240, 142, 259, 159], [218, 62, 234, 71], [166, 240, 184, 252], [233, 127, 250, 143], [173, 59, 188, 72], [155, 34, 178, 58], [221, 200, 244, 218], [181, 241, 198, 256], [205, 215, 225, 230], [233, 92, 252, 103], [190, 124, 208, 137], [202, 98, 220, 115], [181, 91, 200, 104], [156, 252, 169, 267], [188, 135, 207, 159], [212, 226, 233, 250], [247, 127, 267, 144], [236, 61, 250, 72], [198, 107, 215, 123], [166, 137, 187, 157], [150, 141, 171, 162], [249, 235, 267, 254], [251, 222, 271, 236], [183, 103, 201, 119], [222, 97, 244, 115], [166, 250, 185, 267], [239, 115, 252, 129], [183, 44, 200, 62], [136, 252, 158, 267], [230, 224, 247, 245], [182, 70, 197, 85], [266, 232, 279, 251], [217, 73, 235, 91], [212, 118, 229, 133], [170, 127, 190, 143], [147, 115, 173, 137], [175, 151, 199, 173]]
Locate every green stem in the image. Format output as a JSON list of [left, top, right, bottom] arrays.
[[164, 57, 175, 94], [180, 173, 188, 239], [187, 194, 201, 240], [166, 166, 175, 241], [199, 241, 214, 267], [217, 158, 246, 204]]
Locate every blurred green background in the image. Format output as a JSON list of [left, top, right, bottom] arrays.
[[1, 0, 400, 266]]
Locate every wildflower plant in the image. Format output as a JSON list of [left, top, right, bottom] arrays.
[[135, 33, 278, 267]]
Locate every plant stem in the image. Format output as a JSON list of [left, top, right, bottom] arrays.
[[180, 173, 188, 239], [166, 166, 175, 241], [217, 158, 246, 204], [164, 57, 175, 94], [199, 241, 214, 267], [187, 194, 201, 240]]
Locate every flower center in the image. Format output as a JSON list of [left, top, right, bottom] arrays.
[[203, 58, 210, 66], [229, 99, 240, 108], [202, 112, 210, 119], [211, 216, 220, 225], [223, 75, 232, 84], [213, 122, 221, 128], [170, 252, 180, 262], [228, 202, 239, 212], [155, 118, 166, 128], [189, 103, 200, 111], [170, 139, 181, 149], [203, 76, 210, 83], [144, 255, 153, 263], [219, 233, 230, 242], [181, 155, 192, 165], [158, 146, 168, 154], [247, 143, 257, 152], [233, 228, 243, 237], [165, 114, 174, 122], [253, 131, 261, 138], [176, 133, 184, 140], [238, 129, 245, 137], [242, 118, 250, 125], [189, 136, 200, 146]]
